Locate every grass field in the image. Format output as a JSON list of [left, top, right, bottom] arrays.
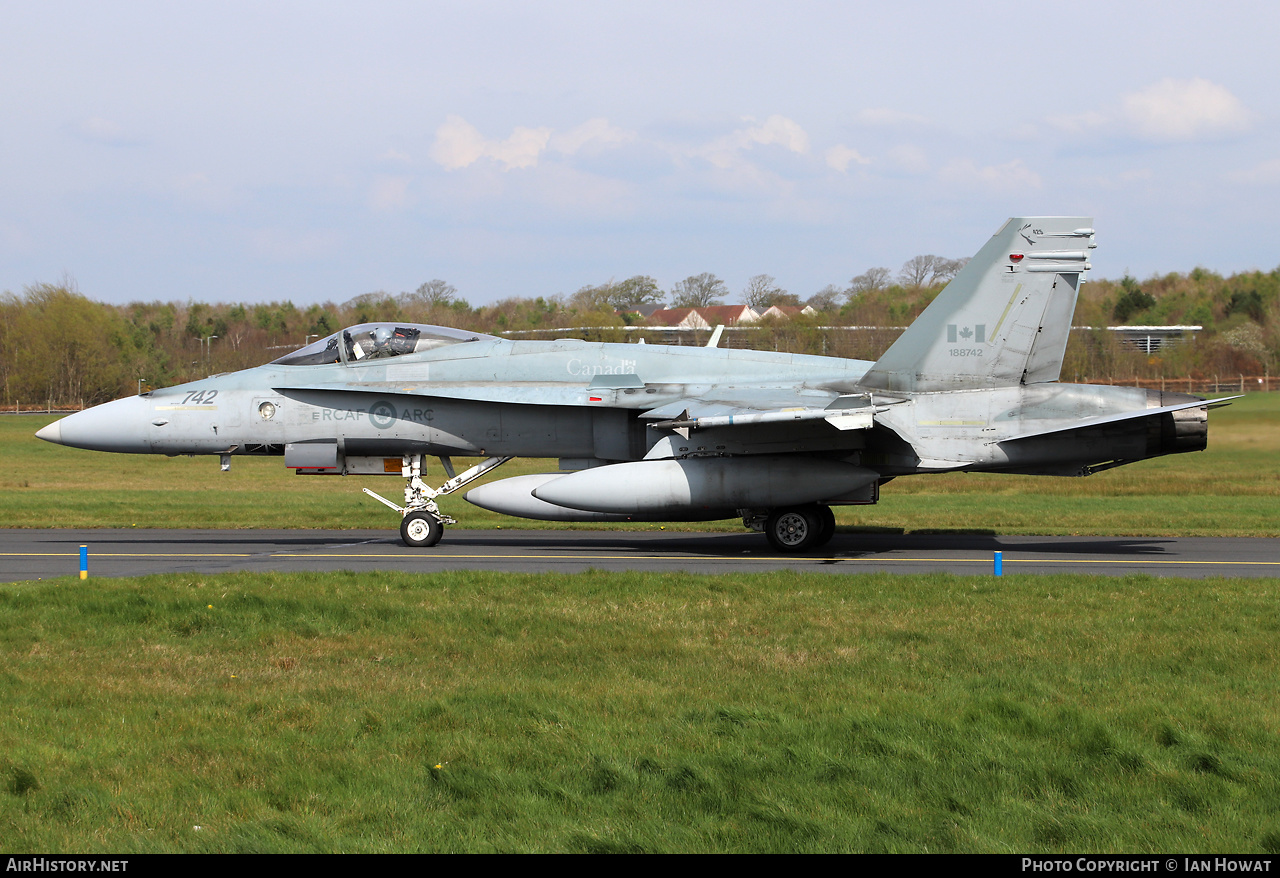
[[2, 395, 1277, 853], [3, 569, 1280, 853], [3, 391, 1279, 536]]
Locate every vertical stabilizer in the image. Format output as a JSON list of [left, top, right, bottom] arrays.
[[859, 217, 1094, 392]]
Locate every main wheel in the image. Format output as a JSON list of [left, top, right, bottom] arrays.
[[400, 511, 443, 548], [765, 506, 821, 553], [813, 504, 837, 548]]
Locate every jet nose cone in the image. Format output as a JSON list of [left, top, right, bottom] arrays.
[[35, 419, 64, 445], [43, 397, 153, 453]]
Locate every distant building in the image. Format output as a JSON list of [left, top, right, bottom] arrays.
[[619, 304, 666, 320], [756, 304, 818, 321], [645, 304, 760, 329]]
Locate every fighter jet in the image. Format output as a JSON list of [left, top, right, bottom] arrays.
[[36, 217, 1232, 551]]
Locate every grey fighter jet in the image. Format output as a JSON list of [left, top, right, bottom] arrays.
[[36, 217, 1232, 551]]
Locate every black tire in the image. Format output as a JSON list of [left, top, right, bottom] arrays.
[[400, 511, 443, 548], [814, 505, 836, 548], [765, 506, 821, 553]]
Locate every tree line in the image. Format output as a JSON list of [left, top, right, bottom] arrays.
[[2, 261, 1277, 408], [568, 254, 972, 313]]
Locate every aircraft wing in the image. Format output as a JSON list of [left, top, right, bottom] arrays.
[[272, 377, 899, 434], [270, 380, 880, 415]]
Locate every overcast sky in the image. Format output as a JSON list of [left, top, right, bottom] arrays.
[[2, 1, 1277, 307]]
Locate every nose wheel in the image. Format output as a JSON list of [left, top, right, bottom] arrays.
[[400, 511, 444, 548]]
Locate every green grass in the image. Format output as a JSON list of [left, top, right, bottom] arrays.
[[4, 398, 1278, 852], [4, 392, 1278, 535], [3, 569, 1280, 852]]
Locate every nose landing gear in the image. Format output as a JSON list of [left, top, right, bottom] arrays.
[[364, 454, 512, 547]]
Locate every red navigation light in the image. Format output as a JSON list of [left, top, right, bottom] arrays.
[[1010, 253, 1024, 262]]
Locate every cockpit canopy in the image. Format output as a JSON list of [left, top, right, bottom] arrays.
[[271, 323, 497, 367]]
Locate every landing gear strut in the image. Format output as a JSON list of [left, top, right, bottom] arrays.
[[364, 454, 512, 547]]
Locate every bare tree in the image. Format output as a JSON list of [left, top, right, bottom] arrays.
[[898, 255, 968, 288], [930, 257, 968, 285], [742, 274, 801, 309], [669, 273, 728, 308], [407, 279, 458, 308], [806, 285, 843, 312], [898, 255, 944, 289], [571, 275, 665, 313], [743, 274, 781, 309], [847, 267, 891, 300]]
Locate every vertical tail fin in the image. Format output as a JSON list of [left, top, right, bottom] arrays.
[[859, 217, 1094, 392]]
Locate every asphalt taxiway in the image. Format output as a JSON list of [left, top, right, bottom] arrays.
[[1, 529, 1277, 582]]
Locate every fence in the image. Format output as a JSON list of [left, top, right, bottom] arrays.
[[1075, 376, 1275, 394], [4, 402, 83, 415]]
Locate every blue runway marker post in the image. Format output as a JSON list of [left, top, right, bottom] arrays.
[[80, 545, 88, 580], [994, 551, 1003, 577]]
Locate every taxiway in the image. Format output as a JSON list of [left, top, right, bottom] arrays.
[[1, 529, 1276, 582]]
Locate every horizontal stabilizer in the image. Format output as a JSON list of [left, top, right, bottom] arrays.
[[997, 396, 1238, 443]]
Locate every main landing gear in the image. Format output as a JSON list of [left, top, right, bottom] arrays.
[[748, 504, 837, 553], [364, 454, 512, 547]]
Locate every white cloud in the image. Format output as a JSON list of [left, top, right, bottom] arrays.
[[743, 115, 809, 153], [369, 175, 411, 211], [430, 115, 551, 171], [938, 158, 1041, 191], [696, 115, 810, 169], [549, 117, 634, 156], [429, 116, 486, 170], [428, 114, 809, 181], [1046, 79, 1251, 144], [825, 145, 871, 173], [1121, 78, 1251, 141], [430, 116, 632, 171]]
